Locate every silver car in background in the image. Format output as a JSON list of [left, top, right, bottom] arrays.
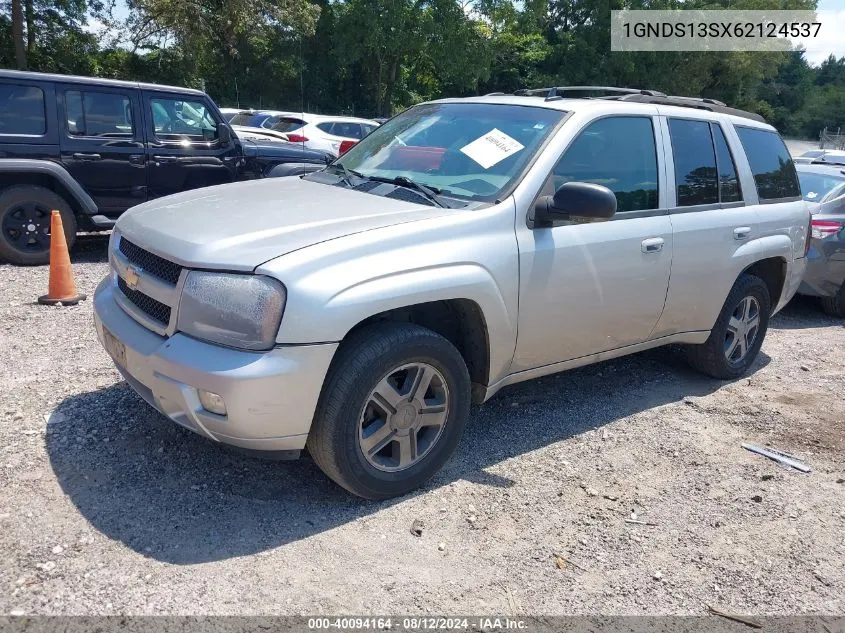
[[93, 89, 810, 499], [796, 163, 845, 316]]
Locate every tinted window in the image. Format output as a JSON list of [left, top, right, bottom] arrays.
[[362, 124, 377, 135], [668, 119, 717, 207], [65, 90, 133, 138], [736, 127, 800, 200], [0, 84, 46, 135], [553, 117, 658, 212], [151, 98, 218, 142], [272, 118, 306, 133], [711, 124, 742, 202], [316, 122, 334, 134]]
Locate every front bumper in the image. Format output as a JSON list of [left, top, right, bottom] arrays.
[[93, 276, 337, 452]]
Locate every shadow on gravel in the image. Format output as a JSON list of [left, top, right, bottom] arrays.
[[46, 345, 769, 565], [70, 233, 110, 264], [771, 295, 844, 330]]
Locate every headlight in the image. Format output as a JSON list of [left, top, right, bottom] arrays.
[[176, 272, 285, 350]]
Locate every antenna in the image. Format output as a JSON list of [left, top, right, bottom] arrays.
[[299, 35, 305, 152]]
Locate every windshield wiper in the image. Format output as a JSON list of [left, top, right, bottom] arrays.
[[368, 175, 448, 208], [328, 162, 365, 188]]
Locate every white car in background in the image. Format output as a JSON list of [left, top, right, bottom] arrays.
[[271, 114, 380, 156]]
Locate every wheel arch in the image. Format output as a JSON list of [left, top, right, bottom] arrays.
[[741, 256, 787, 314], [0, 160, 97, 217], [341, 299, 491, 404]]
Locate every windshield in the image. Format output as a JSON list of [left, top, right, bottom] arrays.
[[798, 171, 845, 202], [331, 102, 565, 201]]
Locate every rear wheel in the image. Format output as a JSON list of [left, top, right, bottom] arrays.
[[307, 323, 471, 500], [819, 282, 845, 318], [686, 274, 771, 380], [0, 185, 77, 265]]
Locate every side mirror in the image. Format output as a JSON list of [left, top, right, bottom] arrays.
[[534, 182, 617, 226], [217, 122, 232, 145]]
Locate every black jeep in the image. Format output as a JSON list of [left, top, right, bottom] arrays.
[[0, 70, 332, 265]]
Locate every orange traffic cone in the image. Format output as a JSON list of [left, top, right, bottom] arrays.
[[38, 210, 86, 306]]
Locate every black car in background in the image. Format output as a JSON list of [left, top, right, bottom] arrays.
[[0, 70, 332, 265], [796, 163, 845, 317]]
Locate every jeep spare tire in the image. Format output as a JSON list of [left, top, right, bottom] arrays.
[[0, 185, 77, 265]]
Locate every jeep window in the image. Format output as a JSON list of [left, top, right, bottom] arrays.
[[668, 119, 718, 207], [553, 116, 658, 213], [150, 98, 218, 142], [711, 123, 742, 203], [325, 102, 565, 201], [736, 127, 801, 200], [0, 84, 46, 135], [65, 90, 133, 138]]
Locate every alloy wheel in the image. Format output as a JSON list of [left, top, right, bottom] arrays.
[[358, 362, 450, 472], [724, 295, 761, 363]]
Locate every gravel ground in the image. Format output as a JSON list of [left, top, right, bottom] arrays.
[[1, 237, 843, 616]]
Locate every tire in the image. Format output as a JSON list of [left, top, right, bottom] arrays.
[[0, 185, 77, 265], [686, 274, 771, 380], [819, 283, 845, 318], [307, 323, 471, 500]]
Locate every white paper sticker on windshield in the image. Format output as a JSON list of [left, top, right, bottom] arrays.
[[806, 191, 818, 199], [460, 128, 525, 169]]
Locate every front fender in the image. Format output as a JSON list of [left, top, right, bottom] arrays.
[[256, 201, 520, 385]]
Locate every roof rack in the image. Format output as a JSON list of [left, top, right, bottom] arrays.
[[484, 85, 765, 123]]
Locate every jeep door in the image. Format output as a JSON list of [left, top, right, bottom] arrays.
[[142, 91, 240, 199], [512, 113, 673, 371], [57, 85, 147, 214]]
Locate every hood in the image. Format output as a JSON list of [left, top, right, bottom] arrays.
[[239, 137, 330, 164], [116, 177, 451, 271]]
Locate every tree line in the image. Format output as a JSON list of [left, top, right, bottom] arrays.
[[1, 0, 844, 139]]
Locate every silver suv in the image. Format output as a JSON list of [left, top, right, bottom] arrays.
[[93, 87, 810, 499]]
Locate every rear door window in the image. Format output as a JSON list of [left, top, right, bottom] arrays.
[[65, 90, 134, 138], [668, 119, 718, 207], [711, 124, 742, 203], [736, 127, 801, 200], [0, 84, 46, 135]]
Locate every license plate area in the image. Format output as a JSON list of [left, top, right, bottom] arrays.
[[102, 326, 127, 368]]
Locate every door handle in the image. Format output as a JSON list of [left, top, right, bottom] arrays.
[[152, 155, 178, 166], [734, 227, 751, 240], [641, 237, 665, 253], [72, 152, 101, 161], [129, 154, 145, 166]]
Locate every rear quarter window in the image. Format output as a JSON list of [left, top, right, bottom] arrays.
[[735, 127, 800, 201], [0, 84, 46, 135]]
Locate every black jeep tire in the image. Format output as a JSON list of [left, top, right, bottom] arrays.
[[819, 282, 845, 318], [686, 274, 771, 380], [0, 185, 77, 265], [307, 323, 471, 500]]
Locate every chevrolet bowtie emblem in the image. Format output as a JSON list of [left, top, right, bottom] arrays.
[[124, 265, 140, 290]]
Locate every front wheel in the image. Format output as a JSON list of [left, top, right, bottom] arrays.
[[686, 274, 771, 380], [307, 323, 471, 500]]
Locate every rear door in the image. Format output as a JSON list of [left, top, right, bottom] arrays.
[[651, 114, 761, 338], [58, 85, 146, 213], [142, 91, 240, 199]]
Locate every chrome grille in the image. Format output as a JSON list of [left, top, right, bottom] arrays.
[[117, 277, 171, 325], [119, 238, 183, 285]]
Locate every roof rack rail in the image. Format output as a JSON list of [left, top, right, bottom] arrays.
[[482, 85, 766, 122]]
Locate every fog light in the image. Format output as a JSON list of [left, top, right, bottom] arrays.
[[198, 390, 227, 416]]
